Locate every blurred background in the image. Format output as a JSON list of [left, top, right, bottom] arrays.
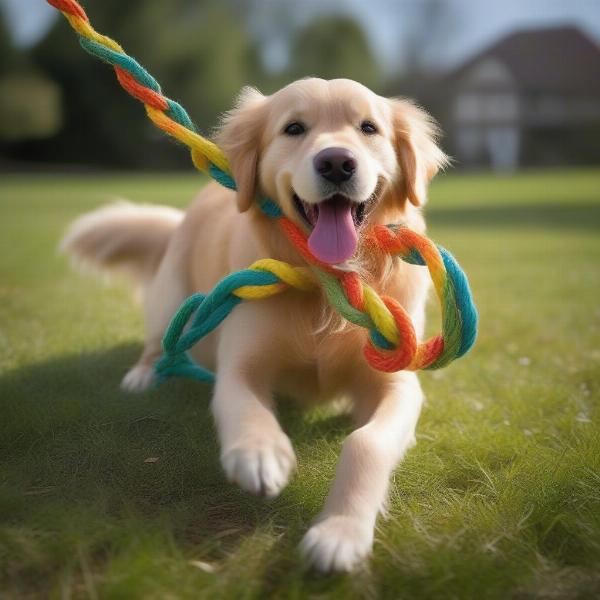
[[1, 3, 600, 596], [1, 0, 599, 173]]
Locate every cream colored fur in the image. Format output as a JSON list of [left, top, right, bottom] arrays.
[[62, 78, 447, 572]]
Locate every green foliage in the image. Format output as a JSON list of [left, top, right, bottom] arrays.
[[0, 10, 14, 75], [1, 169, 600, 597], [29, 0, 262, 168], [2, 3, 387, 167], [0, 9, 63, 143], [0, 74, 62, 141], [290, 16, 382, 91]]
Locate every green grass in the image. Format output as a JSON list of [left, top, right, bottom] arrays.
[[1, 168, 599, 599]]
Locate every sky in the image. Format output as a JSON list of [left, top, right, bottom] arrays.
[[358, 0, 600, 68], [2, 0, 600, 73]]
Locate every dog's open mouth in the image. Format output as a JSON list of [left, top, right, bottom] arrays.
[[292, 192, 376, 265], [293, 193, 369, 230]]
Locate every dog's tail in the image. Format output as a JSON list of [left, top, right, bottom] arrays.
[[60, 201, 184, 286]]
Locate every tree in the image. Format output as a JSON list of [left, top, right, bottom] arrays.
[[289, 16, 382, 92], [400, 0, 461, 76], [0, 9, 14, 76], [27, 0, 263, 169], [0, 10, 62, 146]]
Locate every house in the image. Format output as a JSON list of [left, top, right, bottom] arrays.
[[444, 26, 600, 171]]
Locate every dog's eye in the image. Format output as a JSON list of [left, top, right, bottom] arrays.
[[360, 120, 378, 135], [283, 121, 306, 136]]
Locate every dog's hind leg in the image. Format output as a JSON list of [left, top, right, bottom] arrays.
[[121, 252, 190, 393], [120, 342, 163, 393], [60, 201, 187, 393]]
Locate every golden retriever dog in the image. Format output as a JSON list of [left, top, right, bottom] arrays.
[[62, 78, 447, 572]]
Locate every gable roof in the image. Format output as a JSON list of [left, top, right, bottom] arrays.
[[449, 26, 600, 94]]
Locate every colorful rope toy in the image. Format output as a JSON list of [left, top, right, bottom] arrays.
[[47, 0, 478, 383]]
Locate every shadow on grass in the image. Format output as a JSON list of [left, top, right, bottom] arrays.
[[428, 201, 600, 230], [0, 344, 353, 580]]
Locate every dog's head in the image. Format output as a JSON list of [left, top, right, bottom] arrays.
[[217, 78, 447, 264]]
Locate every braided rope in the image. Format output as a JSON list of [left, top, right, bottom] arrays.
[[48, 0, 478, 382], [47, 0, 230, 175]]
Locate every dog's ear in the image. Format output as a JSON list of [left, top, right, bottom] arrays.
[[389, 98, 448, 207], [216, 87, 267, 212]]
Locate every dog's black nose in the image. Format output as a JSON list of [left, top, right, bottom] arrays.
[[313, 147, 357, 185]]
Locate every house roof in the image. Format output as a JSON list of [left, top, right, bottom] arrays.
[[449, 26, 600, 94]]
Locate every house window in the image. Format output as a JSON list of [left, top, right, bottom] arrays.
[[463, 58, 514, 87], [454, 93, 518, 123], [487, 126, 520, 172], [486, 94, 518, 121], [456, 125, 521, 171], [456, 126, 485, 161], [455, 94, 482, 122]]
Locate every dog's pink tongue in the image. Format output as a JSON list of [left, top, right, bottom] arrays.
[[308, 199, 357, 264]]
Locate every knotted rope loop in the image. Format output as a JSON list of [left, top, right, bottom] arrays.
[[363, 296, 417, 372], [367, 225, 478, 370]]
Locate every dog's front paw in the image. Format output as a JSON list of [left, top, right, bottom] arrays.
[[121, 364, 156, 393], [221, 431, 296, 498], [300, 515, 374, 573]]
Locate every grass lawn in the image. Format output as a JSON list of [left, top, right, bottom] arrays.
[[1, 168, 599, 599]]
